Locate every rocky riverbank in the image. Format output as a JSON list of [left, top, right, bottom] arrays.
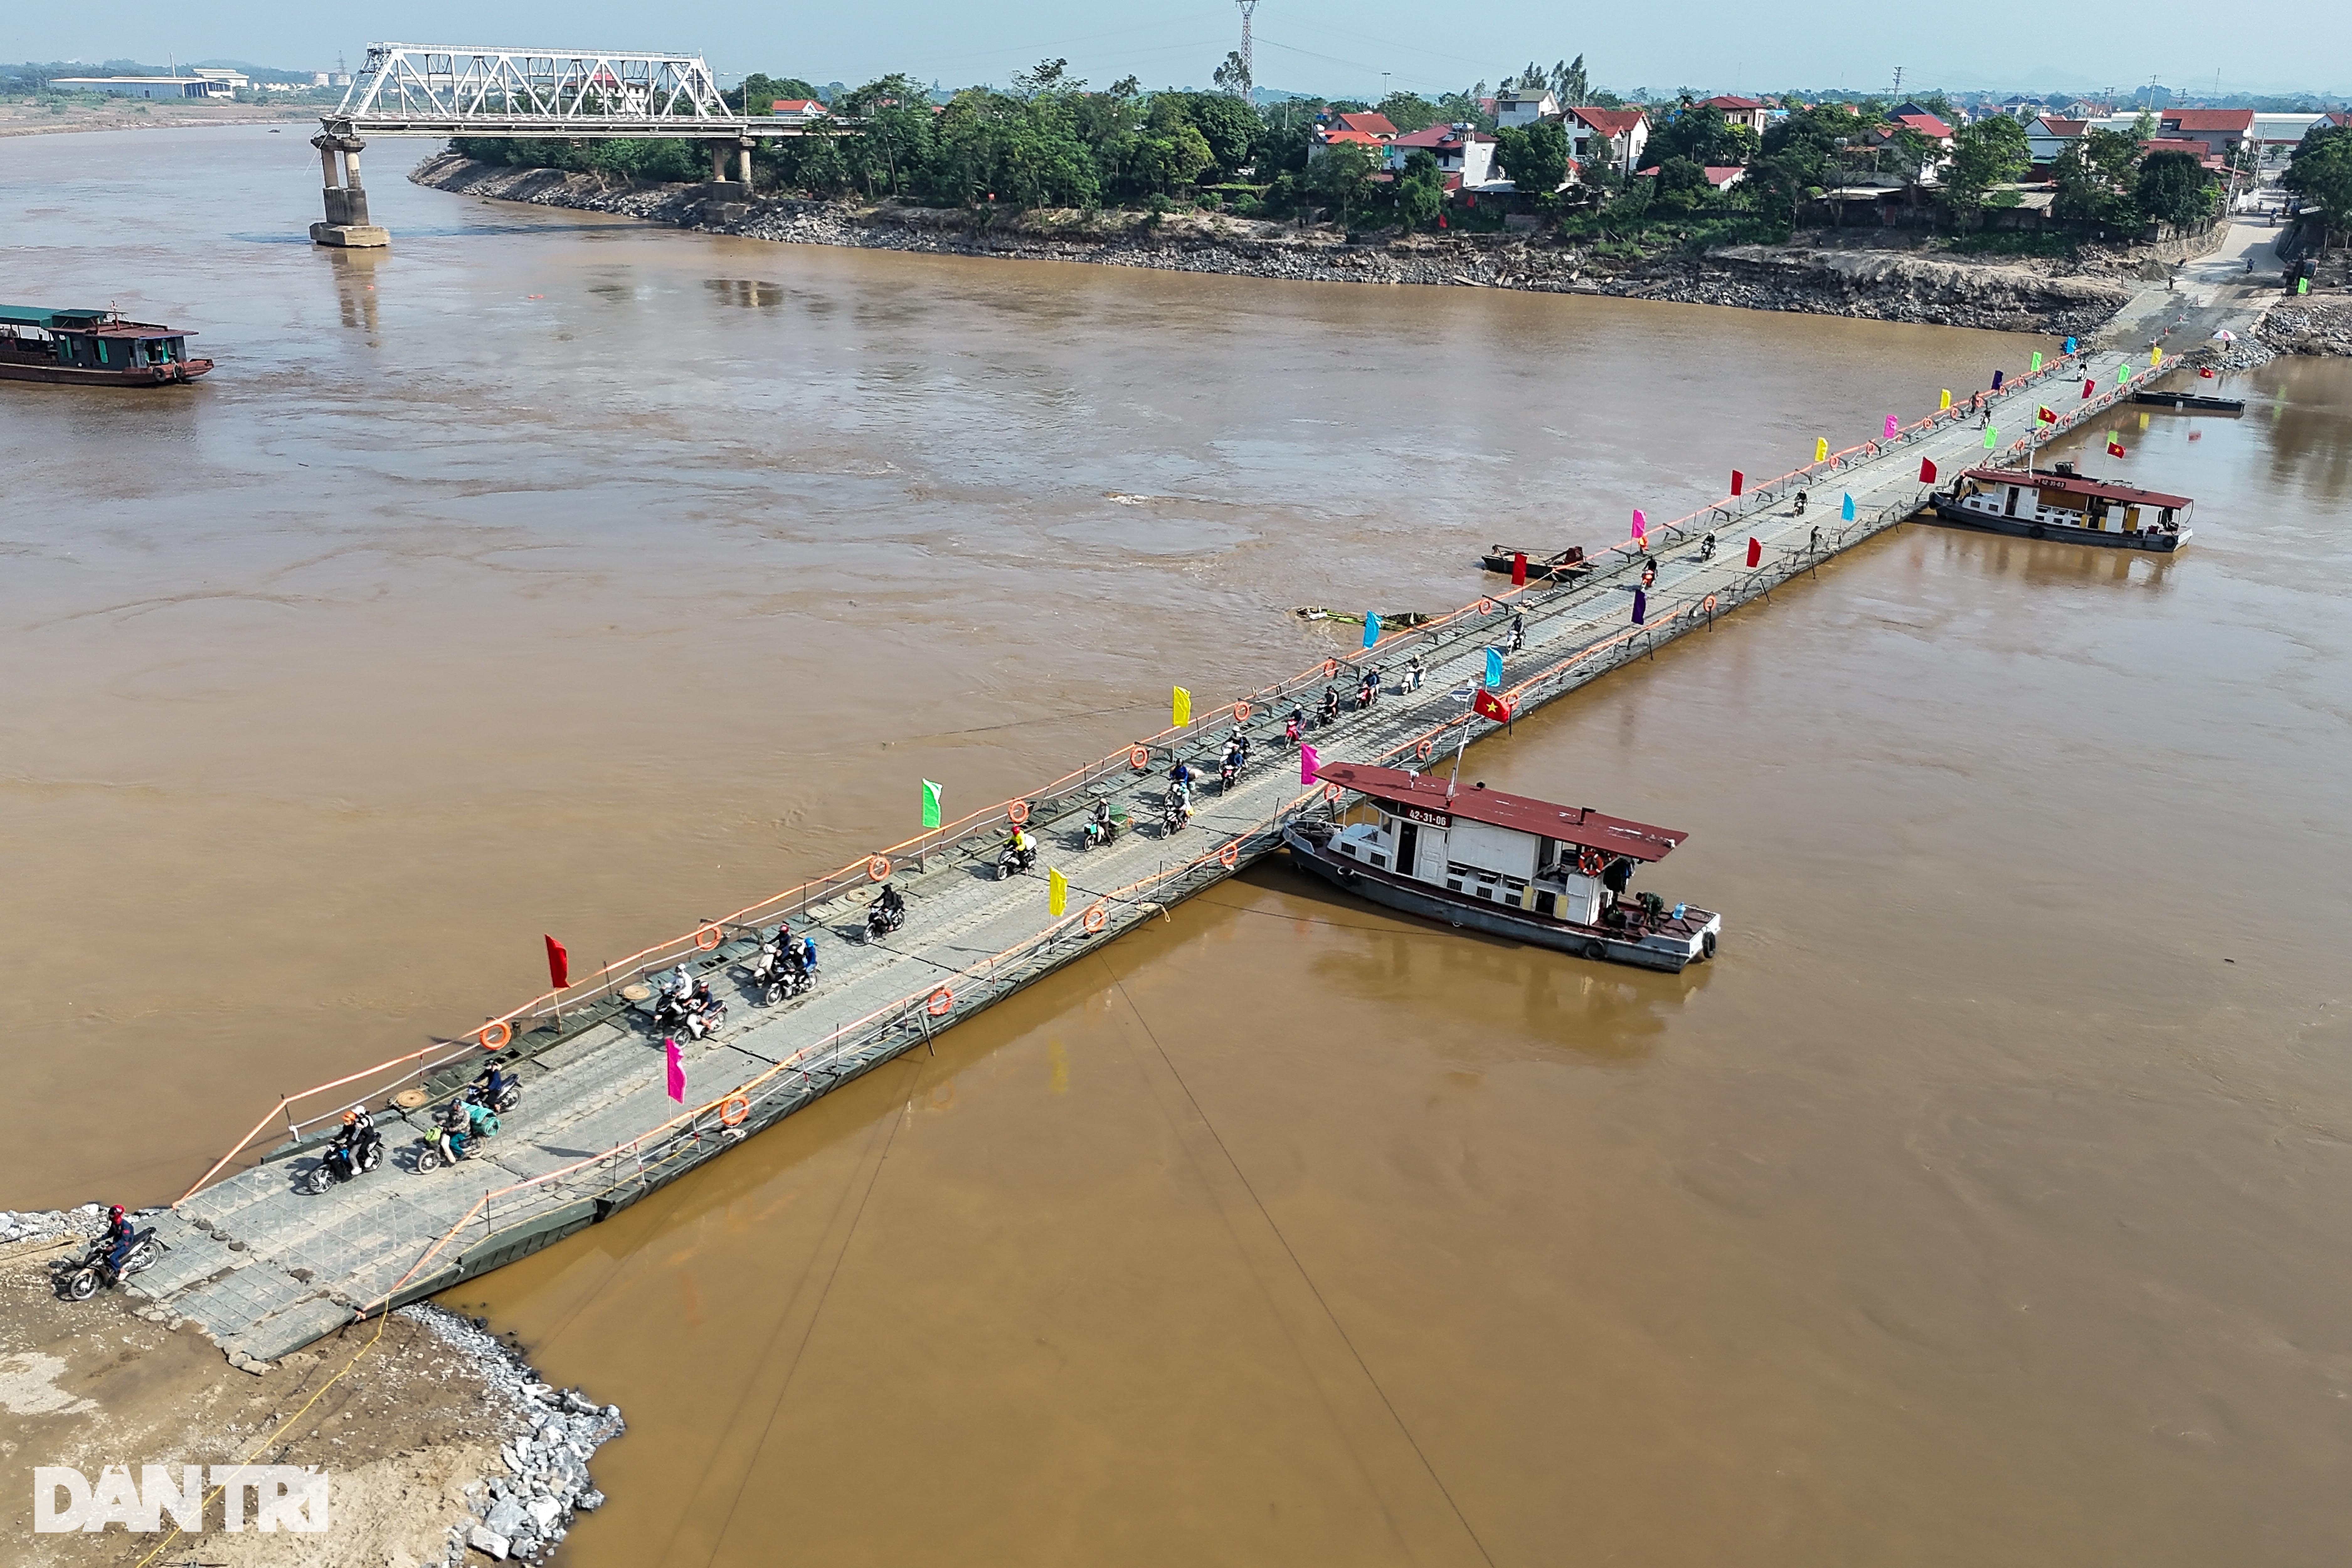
[[2257, 298, 2352, 357], [3, 1208, 618, 1566], [410, 153, 2131, 336]]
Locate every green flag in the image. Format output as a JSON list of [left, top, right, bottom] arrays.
[[921, 780, 942, 829], [1048, 866, 1068, 917], [1983, 424, 1997, 449], [2297, 277, 2309, 295], [2031, 350, 2043, 372], [2116, 362, 2129, 384], [1172, 686, 1191, 728]]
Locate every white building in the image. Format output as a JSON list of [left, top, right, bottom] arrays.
[[1493, 86, 1559, 128], [1563, 107, 1649, 175], [1386, 124, 1498, 186], [49, 75, 232, 100]]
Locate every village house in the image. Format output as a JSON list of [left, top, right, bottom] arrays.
[[1385, 123, 1499, 187], [2026, 115, 2087, 166], [1308, 110, 1399, 160], [767, 98, 828, 126], [1563, 106, 1649, 174], [2156, 109, 2254, 159], [1890, 108, 1956, 149], [1698, 95, 1769, 134], [1493, 86, 1559, 128]]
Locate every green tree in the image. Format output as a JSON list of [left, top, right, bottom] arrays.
[[2054, 127, 2145, 229], [1650, 156, 1714, 212], [1394, 150, 1446, 229], [1938, 115, 2027, 227], [730, 73, 824, 114], [1212, 50, 1251, 100], [1376, 92, 1444, 133], [2284, 124, 2352, 231], [1550, 55, 1590, 107], [1495, 120, 1569, 192], [2135, 150, 2216, 229], [834, 73, 938, 198], [1639, 104, 1757, 171], [1177, 92, 1259, 177], [1305, 140, 1378, 226]]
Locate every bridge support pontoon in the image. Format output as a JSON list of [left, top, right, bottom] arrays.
[[310, 132, 389, 248]]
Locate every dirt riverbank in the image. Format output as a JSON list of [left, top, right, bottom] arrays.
[[410, 152, 2136, 336], [1, 1215, 618, 1566], [0, 98, 319, 139]]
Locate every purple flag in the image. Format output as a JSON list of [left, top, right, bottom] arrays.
[[1991, 369, 2006, 390], [1300, 743, 1319, 784], [1631, 589, 1647, 625], [664, 1037, 685, 1103]]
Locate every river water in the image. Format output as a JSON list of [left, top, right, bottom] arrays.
[[6, 128, 2351, 1565]]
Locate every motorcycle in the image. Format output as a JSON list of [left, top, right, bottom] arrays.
[[750, 939, 811, 1005], [61, 1230, 161, 1301], [1355, 678, 1377, 712], [1283, 715, 1301, 750], [1320, 693, 1341, 728], [464, 1076, 522, 1116], [996, 844, 1038, 881], [680, 997, 728, 1042], [414, 1126, 478, 1174], [1160, 794, 1194, 837], [301, 1128, 385, 1195], [1081, 807, 1122, 851], [1218, 757, 1239, 794], [866, 899, 906, 942], [1405, 661, 1424, 693]]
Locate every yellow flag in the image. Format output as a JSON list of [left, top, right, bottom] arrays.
[[1814, 437, 1828, 463], [2150, 346, 2162, 366], [1172, 686, 1191, 728], [1048, 866, 1067, 917], [1939, 389, 1952, 411]]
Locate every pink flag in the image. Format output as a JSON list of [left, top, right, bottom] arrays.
[[1883, 415, 1899, 439], [1300, 743, 1319, 785], [664, 1037, 684, 1103], [1630, 509, 1646, 542]]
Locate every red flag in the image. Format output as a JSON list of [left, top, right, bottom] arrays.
[[2198, 366, 2215, 379], [2082, 379, 2095, 398], [1437, 213, 1448, 229], [1918, 458, 1938, 484], [1511, 551, 1528, 587], [544, 934, 569, 990], [1730, 469, 1745, 496], [2036, 405, 2057, 424], [1472, 687, 1515, 724], [2106, 439, 2126, 458], [1746, 536, 1761, 568]]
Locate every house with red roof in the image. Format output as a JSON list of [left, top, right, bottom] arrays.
[[2141, 136, 2227, 172], [1564, 106, 1649, 174], [2026, 116, 2087, 165], [1891, 110, 1954, 146], [1698, 95, 1768, 134], [1385, 123, 1498, 186], [2157, 109, 2254, 159], [767, 98, 828, 126], [1309, 111, 1399, 162]]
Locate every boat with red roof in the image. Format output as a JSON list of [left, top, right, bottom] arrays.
[[1283, 762, 1721, 971], [1927, 461, 2191, 550], [0, 305, 212, 386]]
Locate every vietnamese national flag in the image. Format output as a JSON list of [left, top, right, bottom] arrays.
[[544, 935, 570, 990], [2106, 438, 2127, 458], [2037, 405, 2057, 425], [1472, 687, 1515, 725], [1919, 458, 1938, 484], [1746, 536, 1762, 568]]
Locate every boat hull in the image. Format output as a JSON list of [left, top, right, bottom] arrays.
[[0, 359, 212, 387], [1923, 498, 2187, 551], [1281, 825, 1719, 972]]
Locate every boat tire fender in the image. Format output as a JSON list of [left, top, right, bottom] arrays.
[[1702, 931, 1718, 959]]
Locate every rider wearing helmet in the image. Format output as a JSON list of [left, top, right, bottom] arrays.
[[102, 1205, 134, 1272]]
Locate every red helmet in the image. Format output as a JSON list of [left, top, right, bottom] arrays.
[[109, 1205, 125, 1221]]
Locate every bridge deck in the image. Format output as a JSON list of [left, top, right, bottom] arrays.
[[134, 355, 2163, 1362]]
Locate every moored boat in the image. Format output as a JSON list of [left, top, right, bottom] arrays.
[[1283, 762, 1721, 972], [0, 305, 212, 386], [1480, 544, 1591, 581], [1925, 462, 2191, 551]]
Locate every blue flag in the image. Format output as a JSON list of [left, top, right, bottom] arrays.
[[1631, 589, 1646, 625], [1362, 611, 1381, 648], [1841, 493, 1856, 521], [1484, 647, 1503, 688], [2063, 336, 2078, 355]]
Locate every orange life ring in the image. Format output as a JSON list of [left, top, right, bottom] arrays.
[[720, 1095, 750, 1127], [1007, 799, 1029, 825], [927, 987, 954, 1017], [1082, 903, 1108, 934], [1416, 737, 1434, 761], [1233, 701, 1251, 723], [1323, 659, 1338, 680], [1129, 746, 1149, 770], [477, 1020, 512, 1051], [1324, 782, 1343, 804], [1219, 841, 1240, 870], [695, 924, 721, 951], [1703, 594, 1719, 613], [867, 855, 890, 881], [1478, 597, 1495, 614], [1577, 847, 1604, 877]]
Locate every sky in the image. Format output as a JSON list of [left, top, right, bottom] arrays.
[[6, 0, 2345, 100]]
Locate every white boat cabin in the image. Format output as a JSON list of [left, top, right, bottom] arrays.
[[1311, 762, 1686, 926], [1951, 463, 2192, 537]]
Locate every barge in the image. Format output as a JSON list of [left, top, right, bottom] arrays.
[[0, 305, 211, 386], [1925, 463, 2192, 551], [1481, 544, 1592, 582], [1283, 762, 1721, 971]]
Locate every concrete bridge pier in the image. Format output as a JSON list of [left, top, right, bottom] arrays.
[[310, 133, 389, 248], [698, 137, 758, 224]]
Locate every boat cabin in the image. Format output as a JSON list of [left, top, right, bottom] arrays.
[[1311, 762, 1685, 923], [1951, 463, 2191, 538], [0, 305, 199, 376]]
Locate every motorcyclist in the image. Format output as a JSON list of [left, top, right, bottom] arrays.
[[468, 1065, 511, 1109], [1357, 670, 1376, 709], [1405, 655, 1424, 692], [1698, 532, 1717, 562], [1002, 825, 1037, 872], [873, 883, 906, 927], [1321, 686, 1340, 724], [1284, 708, 1304, 746], [100, 1205, 135, 1273], [437, 1099, 472, 1161]]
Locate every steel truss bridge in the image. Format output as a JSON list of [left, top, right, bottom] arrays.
[[324, 44, 751, 138]]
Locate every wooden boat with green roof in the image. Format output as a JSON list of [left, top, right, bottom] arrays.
[[0, 305, 211, 386]]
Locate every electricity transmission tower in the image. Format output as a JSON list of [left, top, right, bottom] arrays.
[[1235, 0, 1258, 100]]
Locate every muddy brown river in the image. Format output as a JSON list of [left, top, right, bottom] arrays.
[[6, 128, 2351, 1565]]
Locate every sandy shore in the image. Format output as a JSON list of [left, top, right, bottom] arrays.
[[0, 98, 320, 139], [2, 1214, 618, 1566]]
